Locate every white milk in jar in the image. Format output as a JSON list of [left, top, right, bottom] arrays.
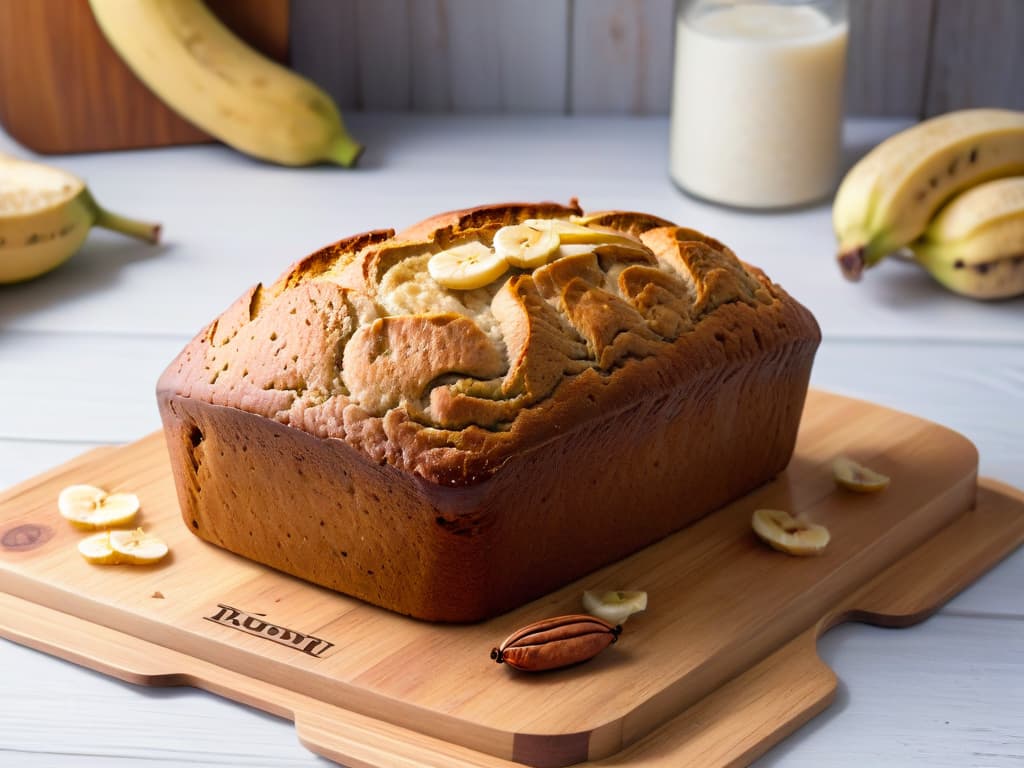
[[670, 0, 848, 208]]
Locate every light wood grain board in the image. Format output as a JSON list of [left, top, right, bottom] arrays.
[[2, 390, 1020, 767], [2, 474, 1022, 767]]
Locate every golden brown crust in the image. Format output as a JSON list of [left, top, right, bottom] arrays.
[[575, 210, 677, 238], [157, 297, 817, 620], [159, 202, 819, 488], [396, 200, 582, 244], [270, 229, 395, 294], [342, 314, 506, 414], [157, 200, 820, 620]]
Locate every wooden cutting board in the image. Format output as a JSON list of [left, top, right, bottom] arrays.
[[0, 0, 289, 154], [1, 389, 1022, 768]]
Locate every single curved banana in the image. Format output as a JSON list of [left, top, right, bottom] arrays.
[[834, 109, 1024, 280], [89, 0, 361, 167], [910, 176, 1024, 300], [1, 154, 160, 284]]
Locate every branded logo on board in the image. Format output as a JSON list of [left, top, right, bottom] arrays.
[[204, 603, 335, 658]]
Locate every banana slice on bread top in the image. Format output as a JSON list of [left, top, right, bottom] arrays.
[[159, 201, 818, 484]]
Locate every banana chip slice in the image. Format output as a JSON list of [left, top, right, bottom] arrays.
[[78, 532, 120, 565], [78, 529, 169, 566], [428, 242, 508, 290], [752, 509, 830, 556], [109, 528, 169, 565], [582, 589, 648, 625], [58, 484, 139, 530], [526, 218, 636, 245], [493, 222, 561, 268], [832, 456, 890, 493]]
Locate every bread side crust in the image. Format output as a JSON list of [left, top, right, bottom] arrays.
[[158, 300, 817, 621]]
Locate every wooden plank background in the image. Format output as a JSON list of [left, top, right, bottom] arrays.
[[925, 0, 1024, 114], [289, 0, 1022, 118]]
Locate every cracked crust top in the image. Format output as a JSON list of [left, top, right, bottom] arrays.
[[158, 201, 820, 486]]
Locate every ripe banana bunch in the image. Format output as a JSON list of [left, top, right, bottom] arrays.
[[910, 177, 1024, 300], [833, 108, 1024, 290], [89, 0, 361, 167], [1, 154, 160, 284]]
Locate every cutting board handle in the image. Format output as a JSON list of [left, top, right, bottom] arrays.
[[294, 707, 517, 768], [287, 479, 1024, 768], [819, 480, 1021, 633]]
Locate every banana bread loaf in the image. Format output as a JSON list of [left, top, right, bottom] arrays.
[[157, 201, 820, 622]]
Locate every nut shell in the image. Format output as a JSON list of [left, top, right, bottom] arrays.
[[491, 614, 621, 672]]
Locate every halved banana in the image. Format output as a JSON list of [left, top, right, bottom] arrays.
[[493, 222, 560, 268], [78, 532, 120, 565], [752, 509, 830, 556], [108, 528, 169, 565], [833, 456, 890, 493], [582, 589, 648, 625], [58, 484, 140, 530], [427, 242, 508, 290]]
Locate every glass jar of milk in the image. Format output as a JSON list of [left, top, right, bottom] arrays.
[[670, 0, 848, 209]]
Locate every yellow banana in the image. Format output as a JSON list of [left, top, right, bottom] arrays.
[[910, 177, 1024, 300], [833, 109, 1024, 280], [89, 0, 361, 167], [1, 154, 159, 284]]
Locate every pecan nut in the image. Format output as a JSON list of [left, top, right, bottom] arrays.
[[490, 614, 621, 672]]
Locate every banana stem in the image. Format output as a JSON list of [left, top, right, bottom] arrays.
[[94, 206, 162, 244], [838, 247, 866, 282], [323, 133, 364, 168]]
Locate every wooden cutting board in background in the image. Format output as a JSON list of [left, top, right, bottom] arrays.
[[0, 0, 289, 154]]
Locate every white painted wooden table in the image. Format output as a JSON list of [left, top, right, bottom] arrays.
[[1, 115, 1021, 767]]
